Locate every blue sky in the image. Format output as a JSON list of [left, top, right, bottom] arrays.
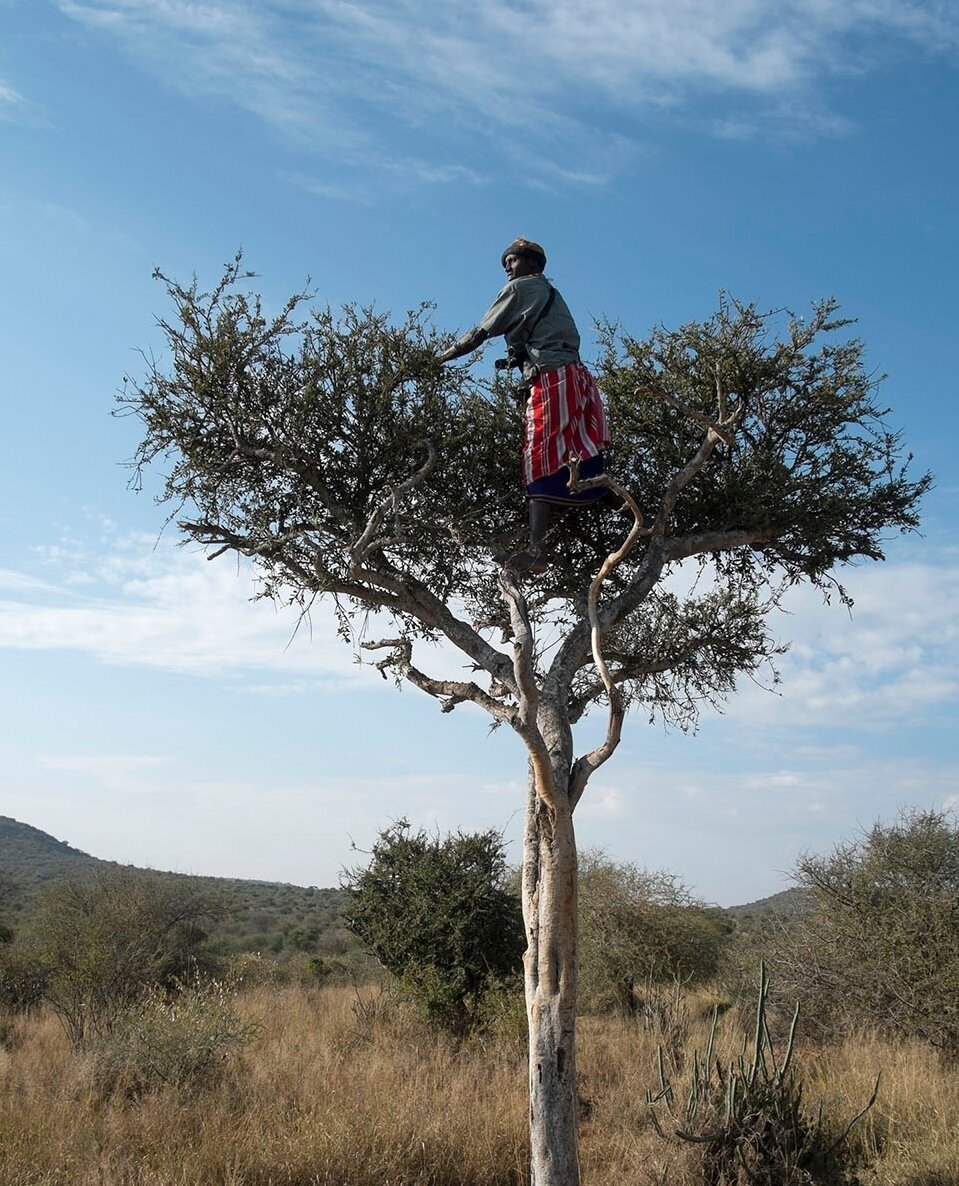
[[1, 0, 957, 906]]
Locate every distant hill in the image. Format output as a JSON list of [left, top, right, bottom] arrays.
[[1, 816, 815, 958], [725, 886, 814, 928], [0, 816, 102, 904], [0, 816, 350, 959]]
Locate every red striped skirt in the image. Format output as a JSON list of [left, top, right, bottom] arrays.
[[522, 362, 608, 486]]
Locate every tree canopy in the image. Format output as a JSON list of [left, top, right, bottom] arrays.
[[120, 260, 927, 740]]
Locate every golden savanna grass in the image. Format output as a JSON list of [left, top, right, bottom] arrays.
[[1, 985, 958, 1185]]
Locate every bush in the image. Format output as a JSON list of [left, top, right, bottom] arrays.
[[90, 974, 257, 1099], [753, 809, 959, 1051], [343, 820, 524, 1033], [578, 850, 731, 1014], [25, 865, 225, 1047], [0, 946, 47, 1015]]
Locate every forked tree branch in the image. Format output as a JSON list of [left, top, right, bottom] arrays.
[[655, 373, 743, 528], [499, 566, 558, 812], [564, 465, 646, 810], [361, 637, 515, 722], [350, 439, 437, 569]]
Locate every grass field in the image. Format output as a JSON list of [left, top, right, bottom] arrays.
[[2, 984, 958, 1185]]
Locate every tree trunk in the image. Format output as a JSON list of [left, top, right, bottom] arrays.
[[522, 758, 580, 1186]]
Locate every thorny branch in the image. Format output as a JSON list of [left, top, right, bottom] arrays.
[[350, 440, 438, 571]]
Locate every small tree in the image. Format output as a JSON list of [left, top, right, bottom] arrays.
[[578, 850, 729, 1014], [343, 820, 524, 1032], [767, 808, 959, 1051], [25, 866, 224, 1047], [122, 259, 927, 1185]]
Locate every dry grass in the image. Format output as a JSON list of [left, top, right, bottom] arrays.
[[801, 1032, 959, 1186], [1, 985, 959, 1185]]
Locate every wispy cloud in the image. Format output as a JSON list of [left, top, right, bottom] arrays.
[[0, 530, 363, 681], [0, 76, 46, 126], [0, 79, 24, 119], [721, 553, 959, 729], [3, 521, 957, 739], [54, 1, 959, 187], [0, 528, 490, 691], [38, 753, 173, 794]]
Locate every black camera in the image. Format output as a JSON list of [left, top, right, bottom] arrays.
[[494, 345, 528, 371]]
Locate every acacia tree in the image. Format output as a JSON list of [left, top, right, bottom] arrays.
[[120, 256, 927, 1186]]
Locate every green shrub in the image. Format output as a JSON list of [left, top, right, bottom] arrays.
[[747, 809, 959, 1051], [90, 974, 257, 1099], [343, 820, 524, 1034]]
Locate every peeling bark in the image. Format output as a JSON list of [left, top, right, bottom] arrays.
[[523, 759, 580, 1186]]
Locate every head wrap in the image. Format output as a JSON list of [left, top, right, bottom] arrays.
[[501, 237, 547, 271]]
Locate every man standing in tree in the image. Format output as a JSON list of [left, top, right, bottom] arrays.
[[437, 238, 610, 574]]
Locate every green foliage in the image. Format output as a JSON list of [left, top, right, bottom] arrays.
[[578, 850, 731, 1014], [343, 820, 525, 1032], [90, 973, 257, 1099], [120, 264, 928, 731], [24, 866, 225, 1048], [648, 964, 876, 1185], [120, 258, 512, 617], [760, 808, 959, 1051], [599, 296, 927, 589]]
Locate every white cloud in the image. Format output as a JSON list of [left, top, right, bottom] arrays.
[[0, 76, 46, 127], [0, 531, 364, 681], [4, 522, 956, 739], [577, 784, 625, 818], [53, 0, 959, 185], [720, 554, 959, 729], [0, 529, 504, 694], [38, 753, 173, 794], [0, 79, 25, 118]]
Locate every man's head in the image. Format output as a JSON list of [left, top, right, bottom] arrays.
[[501, 238, 546, 280]]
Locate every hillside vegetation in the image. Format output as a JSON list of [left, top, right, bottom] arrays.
[[0, 816, 349, 960]]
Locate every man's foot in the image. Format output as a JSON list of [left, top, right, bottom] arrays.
[[508, 547, 550, 575]]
